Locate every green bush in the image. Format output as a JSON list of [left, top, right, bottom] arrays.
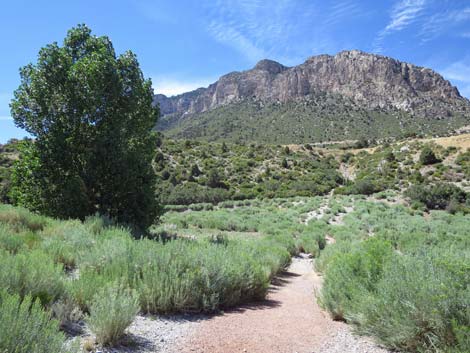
[[136, 239, 275, 313], [405, 183, 467, 210], [319, 238, 393, 320], [164, 182, 231, 205], [420, 146, 441, 165], [0, 204, 48, 232], [335, 178, 381, 196], [0, 291, 68, 353], [87, 284, 139, 346], [351, 252, 470, 352], [0, 249, 65, 305]]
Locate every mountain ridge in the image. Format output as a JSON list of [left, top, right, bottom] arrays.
[[154, 50, 470, 143]]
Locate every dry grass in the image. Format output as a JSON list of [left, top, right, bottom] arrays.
[[423, 133, 470, 150]]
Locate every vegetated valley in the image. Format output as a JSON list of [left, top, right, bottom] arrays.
[[1, 26, 470, 353]]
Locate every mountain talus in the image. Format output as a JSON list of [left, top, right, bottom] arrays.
[[154, 50, 470, 143]]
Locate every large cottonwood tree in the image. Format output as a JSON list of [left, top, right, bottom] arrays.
[[10, 25, 160, 230]]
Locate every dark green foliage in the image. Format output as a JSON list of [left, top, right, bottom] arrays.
[[355, 137, 369, 149], [9, 25, 159, 230], [163, 183, 231, 205], [336, 178, 381, 196], [281, 158, 289, 169], [419, 146, 441, 165], [405, 183, 468, 210]]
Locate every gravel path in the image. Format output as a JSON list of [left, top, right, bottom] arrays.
[[165, 255, 391, 353], [83, 315, 200, 353]]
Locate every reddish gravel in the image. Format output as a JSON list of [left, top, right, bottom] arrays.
[[171, 255, 355, 353]]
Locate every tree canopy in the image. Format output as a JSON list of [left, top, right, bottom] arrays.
[[10, 24, 160, 230]]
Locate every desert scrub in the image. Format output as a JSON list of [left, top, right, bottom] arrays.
[[136, 238, 275, 313], [350, 251, 470, 352], [68, 226, 289, 314], [0, 204, 49, 232], [0, 249, 65, 305], [87, 284, 139, 346], [0, 290, 68, 353], [319, 238, 394, 320], [318, 200, 470, 352]]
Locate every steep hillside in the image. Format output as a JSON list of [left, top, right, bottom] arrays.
[[155, 50, 470, 143]]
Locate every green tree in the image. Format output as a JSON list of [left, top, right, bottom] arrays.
[[9, 25, 160, 231], [281, 158, 289, 169], [419, 146, 440, 165]]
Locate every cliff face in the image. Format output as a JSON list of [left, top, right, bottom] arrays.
[[155, 50, 468, 120]]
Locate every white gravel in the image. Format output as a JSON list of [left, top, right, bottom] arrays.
[[86, 314, 200, 353], [315, 324, 391, 353]]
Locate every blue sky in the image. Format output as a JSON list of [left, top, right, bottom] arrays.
[[1, 0, 470, 142]]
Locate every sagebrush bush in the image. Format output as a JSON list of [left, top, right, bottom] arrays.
[[0, 249, 65, 305], [87, 284, 139, 346], [319, 238, 393, 320], [136, 239, 274, 313], [351, 252, 470, 352], [0, 224, 27, 253], [0, 204, 48, 232], [0, 291, 68, 353]]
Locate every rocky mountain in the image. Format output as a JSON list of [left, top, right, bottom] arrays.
[[154, 50, 470, 143]]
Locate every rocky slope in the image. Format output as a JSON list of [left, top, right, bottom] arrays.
[[154, 50, 470, 143]]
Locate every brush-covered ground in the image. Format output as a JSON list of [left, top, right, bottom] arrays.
[[159, 95, 470, 145], [151, 135, 470, 211], [1, 135, 470, 352], [0, 192, 469, 352]]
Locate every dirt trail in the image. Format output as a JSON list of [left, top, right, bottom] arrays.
[[171, 255, 389, 353]]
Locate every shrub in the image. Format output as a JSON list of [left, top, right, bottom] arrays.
[[0, 291, 67, 353], [0, 204, 48, 232], [0, 249, 65, 305], [51, 298, 84, 331], [351, 252, 470, 352], [335, 178, 381, 196], [136, 239, 274, 313], [405, 183, 467, 210], [164, 182, 231, 205], [0, 224, 27, 253], [420, 146, 440, 165], [319, 238, 393, 320], [86, 284, 139, 346], [68, 270, 113, 312]]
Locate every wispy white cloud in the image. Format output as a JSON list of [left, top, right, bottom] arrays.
[[323, 1, 364, 26], [152, 76, 216, 96], [373, 0, 427, 52], [461, 32, 470, 39], [420, 6, 470, 42], [201, 0, 341, 65], [207, 21, 266, 62]]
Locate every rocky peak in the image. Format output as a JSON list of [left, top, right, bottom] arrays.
[[154, 50, 469, 120], [253, 59, 287, 74]]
